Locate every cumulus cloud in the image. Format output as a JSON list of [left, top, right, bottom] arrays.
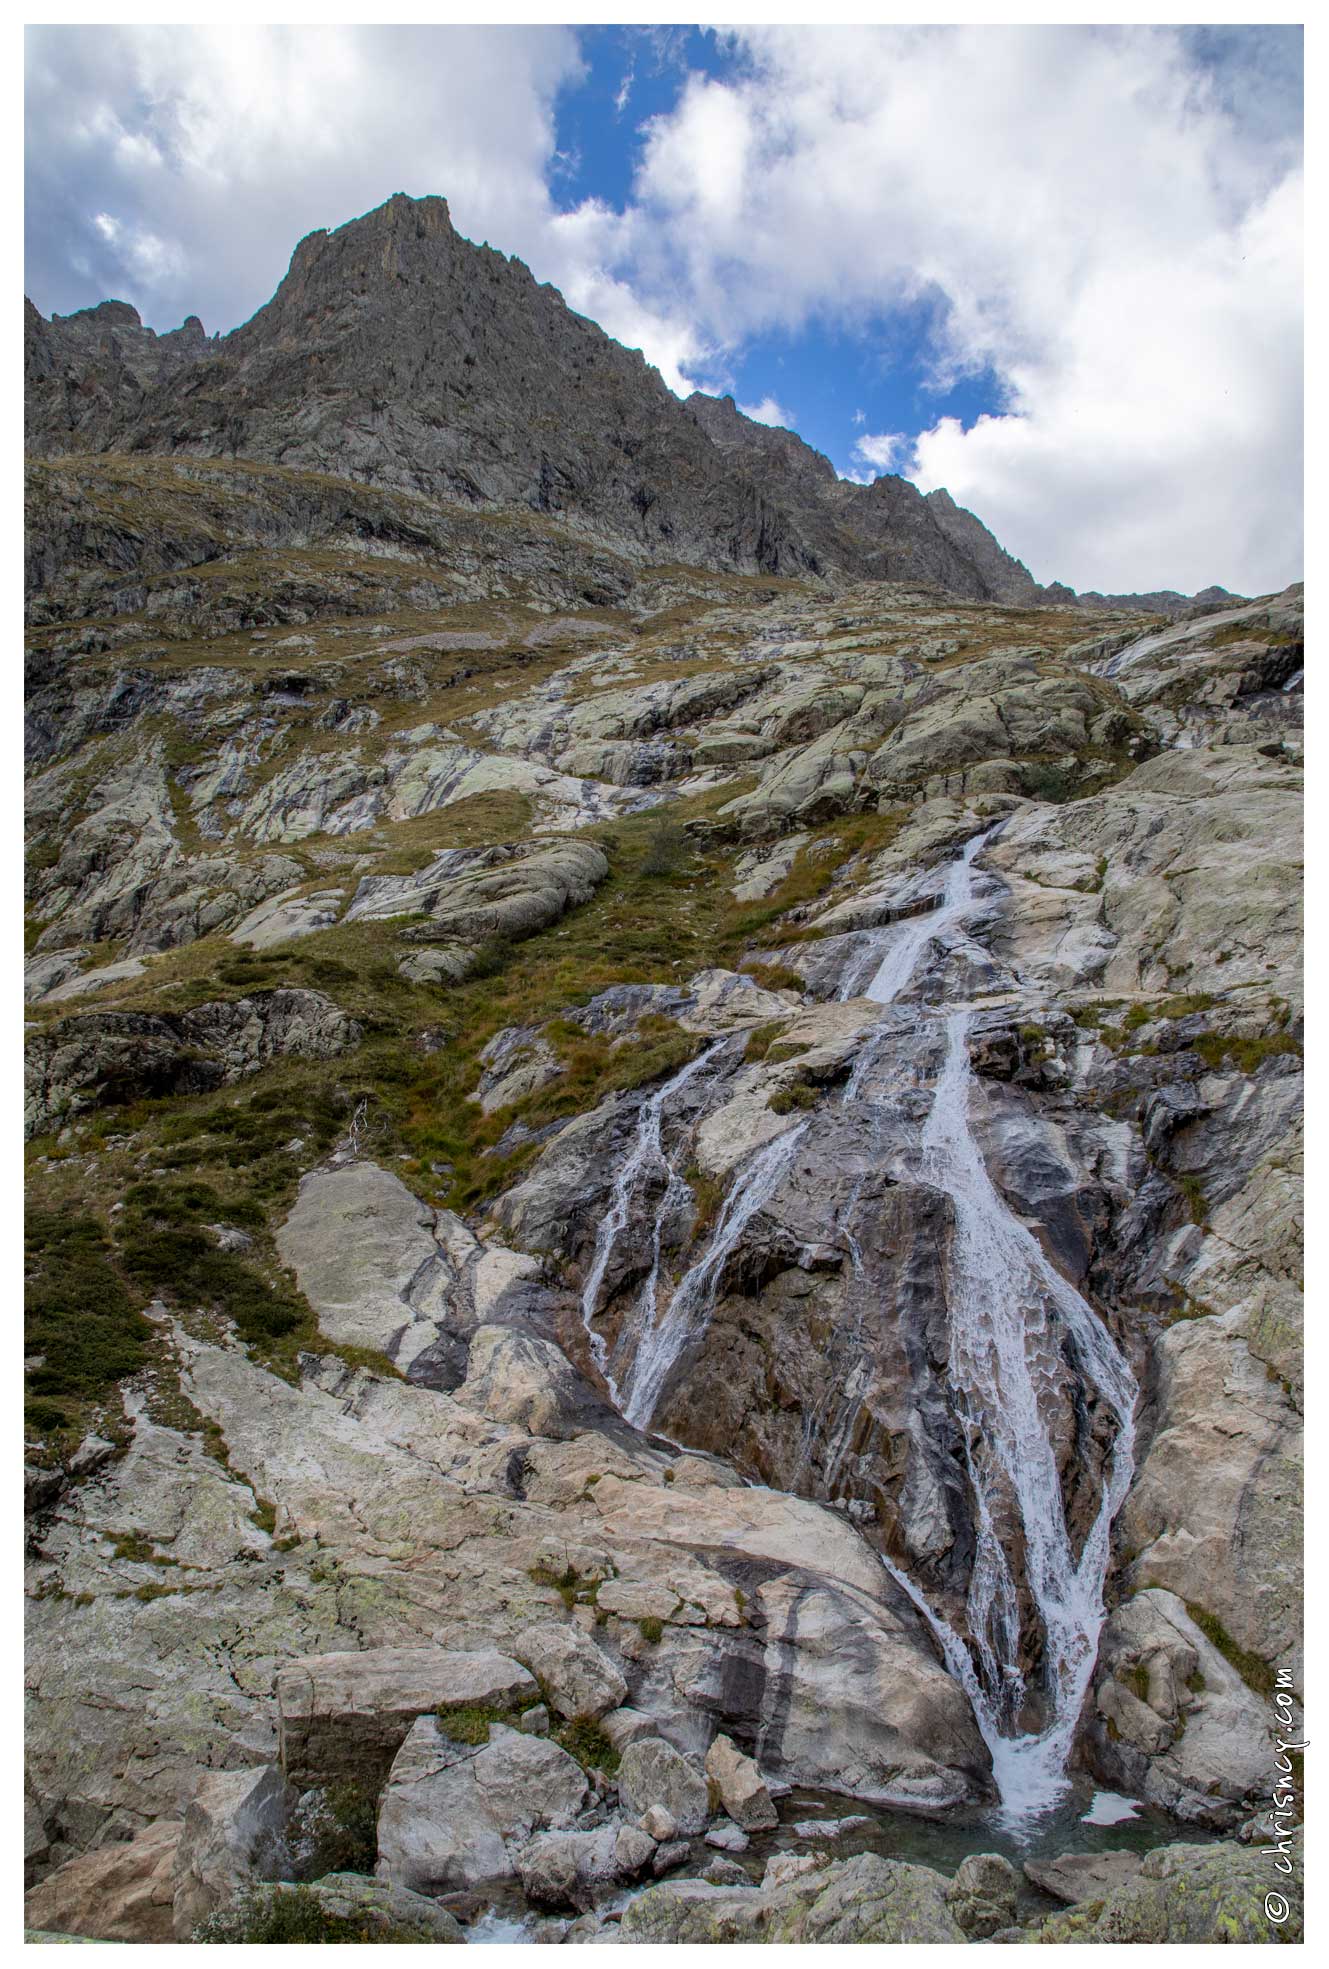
[[25, 23, 1302, 594], [739, 395, 793, 429], [24, 24, 584, 334], [852, 431, 914, 477], [622, 24, 1302, 593]]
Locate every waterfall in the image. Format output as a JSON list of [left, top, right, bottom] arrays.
[[621, 1118, 812, 1431], [852, 826, 1138, 1819], [579, 1041, 725, 1406]]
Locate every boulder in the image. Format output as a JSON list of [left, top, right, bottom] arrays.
[[277, 1645, 536, 1787], [512, 1621, 627, 1720], [946, 1851, 1020, 1937], [517, 1823, 657, 1911], [375, 1717, 512, 1896], [600, 1706, 663, 1753], [639, 1804, 677, 1841], [617, 1739, 711, 1836], [24, 1820, 181, 1943], [706, 1820, 749, 1853], [704, 1733, 778, 1831], [702, 1856, 752, 1887], [171, 1763, 296, 1938], [620, 1851, 967, 1943], [654, 1838, 693, 1877], [472, 1726, 589, 1840], [375, 1718, 587, 1900], [1024, 1850, 1145, 1906], [1030, 1839, 1301, 1943]]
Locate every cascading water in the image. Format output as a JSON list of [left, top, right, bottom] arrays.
[[578, 823, 1135, 1821], [622, 1118, 811, 1430], [850, 827, 1138, 1819], [579, 1040, 725, 1406]]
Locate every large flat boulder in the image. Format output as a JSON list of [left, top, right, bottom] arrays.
[[1025, 1850, 1145, 1906], [619, 1850, 967, 1943], [277, 1646, 536, 1787]]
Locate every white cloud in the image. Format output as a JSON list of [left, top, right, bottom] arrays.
[[738, 395, 793, 429], [26, 23, 588, 340], [622, 24, 1302, 593], [25, 23, 1302, 594], [852, 430, 913, 477]]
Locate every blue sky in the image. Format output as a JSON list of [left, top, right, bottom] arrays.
[[25, 23, 1302, 593], [547, 26, 1007, 483]]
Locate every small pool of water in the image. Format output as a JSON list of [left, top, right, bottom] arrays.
[[461, 1776, 1219, 1939], [776, 1774, 1216, 1870]]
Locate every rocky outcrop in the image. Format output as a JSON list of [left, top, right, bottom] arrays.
[[208, 1873, 466, 1942], [25, 987, 358, 1137], [1028, 1839, 1302, 1944], [1085, 1590, 1278, 1827]]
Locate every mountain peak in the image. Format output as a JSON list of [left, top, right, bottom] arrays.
[[22, 193, 1191, 607]]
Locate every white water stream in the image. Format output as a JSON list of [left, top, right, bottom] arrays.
[[621, 1118, 811, 1430], [578, 825, 1136, 1822], [853, 827, 1137, 1819], [578, 1040, 725, 1408]]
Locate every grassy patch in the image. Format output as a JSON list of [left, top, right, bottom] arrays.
[[436, 1703, 507, 1746], [1175, 1172, 1209, 1226], [24, 1211, 150, 1434], [1193, 1031, 1301, 1075], [1183, 1602, 1277, 1697], [555, 1717, 620, 1776]]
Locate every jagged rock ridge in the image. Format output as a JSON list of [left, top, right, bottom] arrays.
[[24, 191, 1196, 607]]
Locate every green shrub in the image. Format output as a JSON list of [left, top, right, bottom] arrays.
[[25, 1211, 149, 1410], [640, 822, 690, 879], [769, 1081, 819, 1114], [290, 1782, 379, 1879], [555, 1717, 620, 1775], [1022, 762, 1080, 803]]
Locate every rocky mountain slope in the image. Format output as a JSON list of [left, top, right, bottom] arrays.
[[26, 192, 1230, 613], [24, 203, 1301, 1946]]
